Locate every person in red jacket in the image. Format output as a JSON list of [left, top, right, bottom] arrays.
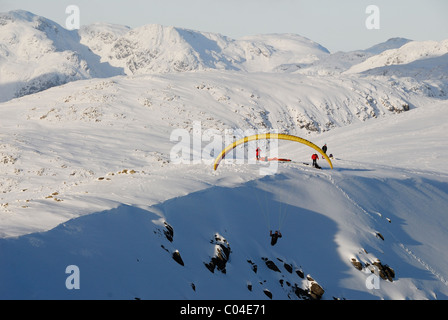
[[311, 153, 319, 168], [256, 147, 261, 160]]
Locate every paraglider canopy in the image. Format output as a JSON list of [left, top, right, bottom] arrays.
[[213, 133, 333, 170]]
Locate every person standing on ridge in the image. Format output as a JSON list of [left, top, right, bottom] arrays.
[[311, 153, 319, 168], [322, 143, 327, 154], [256, 147, 261, 160]]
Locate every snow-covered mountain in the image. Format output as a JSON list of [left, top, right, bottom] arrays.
[[79, 23, 330, 75], [344, 40, 448, 98], [1, 10, 448, 301], [2, 10, 446, 103], [0, 10, 125, 102], [0, 10, 329, 102]]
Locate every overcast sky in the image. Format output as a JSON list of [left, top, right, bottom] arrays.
[[1, 0, 447, 52]]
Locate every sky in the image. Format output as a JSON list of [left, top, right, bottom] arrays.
[[1, 0, 447, 52]]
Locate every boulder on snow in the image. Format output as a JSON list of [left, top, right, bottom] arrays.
[[373, 260, 395, 282], [247, 260, 258, 273], [309, 282, 325, 300], [263, 289, 273, 299], [172, 250, 184, 266], [295, 268, 305, 278], [262, 257, 281, 272], [164, 222, 174, 242], [283, 263, 293, 273], [292, 275, 325, 300], [351, 258, 363, 270]]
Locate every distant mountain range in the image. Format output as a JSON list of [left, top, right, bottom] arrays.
[[1, 10, 447, 102]]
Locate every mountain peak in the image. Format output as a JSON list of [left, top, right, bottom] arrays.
[[0, 9, 63, 31], [0, 9, 37, 22], [364, 37, 413, 55], [0, 10, 123, 102]]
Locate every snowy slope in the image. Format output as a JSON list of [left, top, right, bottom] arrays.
[[346, 39, 448, 75], [79, 24, 330, 75], [1, 10, 445, 103], [363, 37, 412, 55], [0, 69, 447, 300]]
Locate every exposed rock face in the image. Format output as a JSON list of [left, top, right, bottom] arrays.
[[160, 224, 328, 299], [262, 257, 281, 272], [309, 281, 325, 300], [163, 222, 174, 242], [204, 234, 231, 274], [351, 258, 363, 270], [373, 261, 395, 282], [263, 289, 273, 299], [172, 250, 184, 266], [351, 257, 395, 283]]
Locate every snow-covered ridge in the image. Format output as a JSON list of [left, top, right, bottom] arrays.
[[79, 22, 331, 74], [0, 10, 124, 102], [346, 39, 448, 74], [0, 70, 447, 299], [0, 10, 332, 102]]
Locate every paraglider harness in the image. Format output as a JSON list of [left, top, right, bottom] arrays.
[[270, 230, 282, 246]]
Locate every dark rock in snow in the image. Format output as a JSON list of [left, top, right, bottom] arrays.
[[247, 260, 258, 273], [172, 250, 184, 266], [376, 232, 385, 241], [205, 234, 231, 274], [262, 257, 281, 272], [164, 222, 174, 242], [263, 289, 273, 299], [351, 258, 363, 270], [283, 263, 293, 273], [373, 260, 395, 282], [309, 282, 325, 300], [295, 269, 305, 278]]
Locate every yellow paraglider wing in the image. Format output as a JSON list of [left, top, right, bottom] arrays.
[[213, 133, 333, 170]]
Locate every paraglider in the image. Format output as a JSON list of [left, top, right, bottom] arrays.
[[213, 133, 333, 170], [212, 133, 333, 248], [270, 230, 282, 246]]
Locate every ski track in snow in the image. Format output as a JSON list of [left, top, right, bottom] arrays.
[[399, 243, 448, 288], [331, 167, 448, 290]]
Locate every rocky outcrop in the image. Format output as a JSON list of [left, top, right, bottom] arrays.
[[163, 222, 174, 242], [262, 257, 281, 272], [307, 275, 325, 300], [256, 257, 325, 300], [158, 222, 327, 299], [351, 257, 395, 282]]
